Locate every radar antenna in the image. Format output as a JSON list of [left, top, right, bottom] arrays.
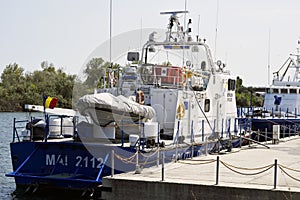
[[160, 11, 189, 42]]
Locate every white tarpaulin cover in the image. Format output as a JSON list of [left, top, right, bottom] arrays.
[[76, 93, 156, 121]]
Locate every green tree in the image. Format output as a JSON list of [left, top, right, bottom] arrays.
[[235, 77, 264, 107], [84, 58, 110, 87]]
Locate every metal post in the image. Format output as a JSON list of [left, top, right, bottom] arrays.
[[142, 123, 145, 149], [202, 120, 204, 142], [265, 128, 267, 143], [258, 129, 260, 142], [157, 149, 160, 167], [221, 118, 224, 138], [157, 123, 160, 145], [205, 137, 208, 156], [135, 148, 141, 174], [216, 156, 219, 185], [161, 151, 165, 181], [234, 118, 237, 136], [111, 150, 114, 177], [60, 116, 63, 136], [280, 107, 281, 117], [191, 120, 194, 143], [228, 118, 231, 137], [175, 121, 179, 162], [13, 118, 16, 143], [289, 125, 291, 137], [191, 144, 194, 159], [191, 120, 194, 159], [45, 114, 49, 142], [274, 159, 277, 189], [121, 120, 124, 147]]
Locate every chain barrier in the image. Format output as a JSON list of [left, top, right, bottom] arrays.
[[221, 161, 274, 171], [178, 159, 216, 165], [279, 164, 300, 173], [114, 151, 138, 164], [220, 160, 274, 176], [139, 148, 160, 158], [278, 164, 300, 182]]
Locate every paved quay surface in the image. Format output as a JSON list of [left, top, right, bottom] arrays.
[[105, 136, 300, 193]]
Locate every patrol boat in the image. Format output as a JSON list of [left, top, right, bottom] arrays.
[[6, 11, 240, 197]]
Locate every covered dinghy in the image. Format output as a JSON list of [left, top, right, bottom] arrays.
[[76, 93, 156, 126]]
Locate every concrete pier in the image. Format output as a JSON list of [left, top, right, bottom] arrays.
[[102, 136, 300, 199]]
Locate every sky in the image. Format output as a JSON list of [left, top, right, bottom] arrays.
[[1, 0, 300, 86]]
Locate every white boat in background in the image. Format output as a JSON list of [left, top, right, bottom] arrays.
[[264, 46, 300, 114], [248, 44, 300, 140]]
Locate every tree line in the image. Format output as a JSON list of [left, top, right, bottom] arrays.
[[0, 58, 262, 112], [0, 58, 110, 112]]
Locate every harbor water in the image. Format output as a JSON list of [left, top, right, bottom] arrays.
[[0, 112, 17, 199]]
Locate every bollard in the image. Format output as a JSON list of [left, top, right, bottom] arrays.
[[274, 159, 277, 189], [111, 150, 114, 177], [216, 156, 219, 185]]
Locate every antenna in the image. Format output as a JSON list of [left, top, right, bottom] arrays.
[[106, 0, 113, 89], [184, 0, 187, 31], [214, 0, 219, 59], [139, 18, 143, 51], [109, 0, 112, 65], [267, 29, 271, 86], [197, 15, 200, 41]]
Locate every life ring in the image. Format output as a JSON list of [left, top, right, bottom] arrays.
[[176, 102, 185, 119], [136, 90, 145, 105]]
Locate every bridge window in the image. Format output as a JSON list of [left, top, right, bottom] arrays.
[[290, 89, 297, 94], [280, 89, 288, 94], [272, 88, 279, 93], [204, 99, 210, 112], [228, 79, 236, 91]]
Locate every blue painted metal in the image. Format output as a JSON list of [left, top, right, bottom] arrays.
[[96, 153, 109, 182]]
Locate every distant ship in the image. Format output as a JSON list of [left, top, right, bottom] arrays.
[[245, 43, 300, 140]]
